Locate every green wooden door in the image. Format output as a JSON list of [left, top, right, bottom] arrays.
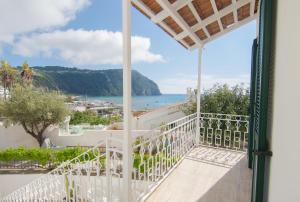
[[251, 0, 274, 202]]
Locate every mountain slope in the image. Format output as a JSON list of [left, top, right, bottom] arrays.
[[32, 66, 161, 96]]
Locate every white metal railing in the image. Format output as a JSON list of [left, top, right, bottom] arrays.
[[198, 113, 249, 151], [1, 139, 124, 202], [132, 116, 197, 200], [1, 113, 249, 202], [157, 113, 196, 132]]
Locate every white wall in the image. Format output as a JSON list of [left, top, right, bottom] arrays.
[[0, 124, 39, 148], [266, 1, 300, 201], [134, 103, 185, 130], [0, 123, 152, 148], [46, 129, 151, 147]]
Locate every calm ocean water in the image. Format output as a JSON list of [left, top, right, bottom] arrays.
[[85, 94, 187, 111]]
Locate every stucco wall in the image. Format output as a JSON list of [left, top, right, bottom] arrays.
[[0, 123, 152, 148], [265, 1, 300, 201], [46, 129, 151, 147], [0, 124, 39, 148], [134, 103, 185, 130]]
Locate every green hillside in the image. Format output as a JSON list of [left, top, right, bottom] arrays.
[[31, 66, 161, 96]]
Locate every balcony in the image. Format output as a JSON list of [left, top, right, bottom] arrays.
[[1, 113, 251, 202]]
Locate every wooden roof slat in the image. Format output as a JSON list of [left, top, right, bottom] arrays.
[[195, 29, 208, 40], [141, 0, 163, 14], [206, 20, 221, 36], [254, 0, 259, 13], [132, 0, 259, 49], [177, 40, 189, 49], [132, 2, 150, 19], [192, 0, 215, 20], [156, 23, 174, 37], [183, 36, 196, 46], [215, 0, 232, 11], [168, 0, 177, 4], [163, 16, 184, 34], [221, 12, 234, 29], [178, 5, 198, 27], [237, 3, 251, 21]]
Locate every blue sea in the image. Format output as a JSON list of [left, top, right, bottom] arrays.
[[85, 94, 187, 111]]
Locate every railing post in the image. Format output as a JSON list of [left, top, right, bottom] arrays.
[[122, 0, 132, 201], [196, 47, 203, 145], [106, 137, 111, 202]]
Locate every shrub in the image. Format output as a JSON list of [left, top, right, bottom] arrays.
[[182, 84, 250, 115], [0, 147, 86, 166], [70, 111, 121, 125]]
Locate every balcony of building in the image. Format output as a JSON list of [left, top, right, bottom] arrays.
[[1, 113, 252, 202]]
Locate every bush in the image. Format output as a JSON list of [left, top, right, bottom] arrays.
[[0, 147, 87, 166], [70, 111, 121, 125], [183, 84, 250, 115]]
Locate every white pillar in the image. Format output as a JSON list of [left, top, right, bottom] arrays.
[[196, 47, 203, 145], [122, 0, 132, 201]]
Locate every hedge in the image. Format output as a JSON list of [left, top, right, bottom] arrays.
[[0, 147, 87, 166]]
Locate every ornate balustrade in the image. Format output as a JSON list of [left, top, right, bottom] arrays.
[[198, 113, 249, 151], [1, 113, 249, 202], [1, 140, 108, 201], [157, 113, 196, 132], [132, 116, 197, 201]]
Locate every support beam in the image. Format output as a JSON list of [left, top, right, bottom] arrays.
[[196, 47, 203, 145], [203, 14, 258, 44], [191, 0, 251, 32], [122, 0, 132, 201], [250, 0, 255, 16], [157, 0, 203, 47], [232, 0, 239, 23], [187, 2, 210, 38], [210, 0, 224, 32], [131, 0, 177, 37]]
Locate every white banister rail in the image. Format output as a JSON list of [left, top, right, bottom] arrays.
[[1, 139, 123, 202], [132, 116, 197, 201], [198, 113, 249, 151]]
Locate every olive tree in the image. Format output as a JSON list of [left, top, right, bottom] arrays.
[[0, 85, 69, 146], [183, 84, 250, 115]]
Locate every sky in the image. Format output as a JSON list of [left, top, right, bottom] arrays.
[[0, 0, 256, 94]]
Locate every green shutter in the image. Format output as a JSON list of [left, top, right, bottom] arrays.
[[251, 0, 274, 202], [248, 38, 258, 169]]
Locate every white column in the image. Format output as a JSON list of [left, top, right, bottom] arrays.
[[122, 0, 132, 201], [196, 47, 203, 145]]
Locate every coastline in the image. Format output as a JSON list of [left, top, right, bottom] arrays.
[[81, 94, 187, 111]]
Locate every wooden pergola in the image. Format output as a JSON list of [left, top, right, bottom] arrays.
[[132, 0, 259, 50], [122, 1, 260, 201]]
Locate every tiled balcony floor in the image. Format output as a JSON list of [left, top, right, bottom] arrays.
[[186, 146, 245, 168], [146, 146, 248, 202]]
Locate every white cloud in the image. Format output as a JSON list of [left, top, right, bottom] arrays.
[[0, 0, 90, 44], [12, 29, 164, 65], [158, 74, 250, 94]]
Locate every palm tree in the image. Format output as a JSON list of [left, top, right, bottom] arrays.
[[20, 62, 33, 85], [0, 61, 17, 99]]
